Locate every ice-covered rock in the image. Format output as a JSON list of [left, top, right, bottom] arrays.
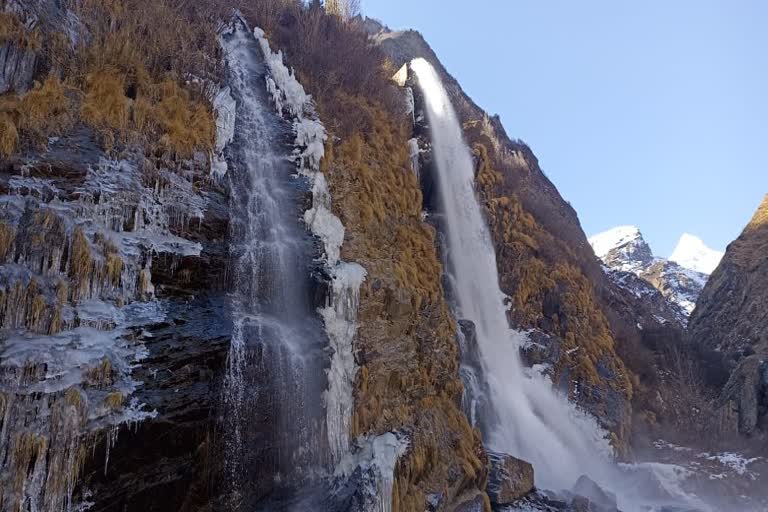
[[487, 451, 535, 505]]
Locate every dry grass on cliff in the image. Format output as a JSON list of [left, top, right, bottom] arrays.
[[0, 12, 41, 50], [1, 0, 219, 160], [241, 1, 401, 136], [475, 140, 634, 449]]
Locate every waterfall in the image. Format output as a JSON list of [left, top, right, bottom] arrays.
[[219, 22, 328, 506], [409, 58, 712, 512]]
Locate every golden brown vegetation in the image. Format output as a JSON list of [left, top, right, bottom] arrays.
[[0, 12, 41, 50], [1, 0, 221, 160], [313, 66, 487, 510]]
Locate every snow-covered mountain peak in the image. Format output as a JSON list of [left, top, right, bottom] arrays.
[[589, 225, 642, 259], [588, 225, 653, 272], [590, 226, 714, 320], [669, 233, 723, 275]]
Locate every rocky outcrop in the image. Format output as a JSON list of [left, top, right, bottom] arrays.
[[571, 475, 617, 512], [486, 451, 534, 506], [688, 195, 768, 436], [689, 195, 768, 357], [0, 117, 229, 510]]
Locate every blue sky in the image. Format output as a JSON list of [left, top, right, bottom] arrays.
[[362, 0, 767, 256]]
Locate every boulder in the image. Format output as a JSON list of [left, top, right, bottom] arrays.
[[572, 475, 618, 512], [486, 451, 535, 505]]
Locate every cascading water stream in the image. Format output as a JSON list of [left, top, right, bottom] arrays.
[[410, 58, 710, 512], [219, 23, 328, 508]]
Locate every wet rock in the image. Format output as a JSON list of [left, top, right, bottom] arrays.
[[486, 450, 534, 505], [572, 475, 617, 511]]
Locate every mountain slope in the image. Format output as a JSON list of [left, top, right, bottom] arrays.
[[688, 195, 768, 436], [689, 195, 768, 356], [670, 233, 724, 275], [589, 226, 714, 320]]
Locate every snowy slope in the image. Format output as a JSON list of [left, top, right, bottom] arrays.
[[588, 226, 653, 273], [590, 227, 716, 319], [669, 233, 724, 275]]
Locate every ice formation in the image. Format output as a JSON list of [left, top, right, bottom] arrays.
[[252, 24, 367, 469], [0, 153, 208, 509], [212, 86, 237, 179]]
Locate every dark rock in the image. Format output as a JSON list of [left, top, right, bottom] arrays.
[[572, 475, 618, 511], [426, 492, 445, 511], [486, 451, 534, 505], [690, 195, 768, 433], [452, 491, 486, 512], [570, 495, 593, 512]]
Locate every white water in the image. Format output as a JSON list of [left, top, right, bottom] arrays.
[[220, 22, 328, 505], [410, 58, 711, 512]]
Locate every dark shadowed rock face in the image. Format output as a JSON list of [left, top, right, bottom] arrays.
[[689, 195, 768, 358], [689, 195, 768, 434], [486, 451, 534, 506]]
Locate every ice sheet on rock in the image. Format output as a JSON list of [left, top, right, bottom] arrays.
[[408, 138, 420, 177], [8, 175, 61, 200], [304, 203, 345, 267], [212, 86, 237, 178], [294, 118, 327, 171], [322, 263, 366, 464], [1, 300, 166, 395], [335, 433, 410, 512]]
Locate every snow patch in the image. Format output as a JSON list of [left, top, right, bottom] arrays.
[[669, 233, 723, 275], [589, 225, 643, 260]]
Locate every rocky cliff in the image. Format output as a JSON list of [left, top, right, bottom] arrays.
[[689, 195, 768, 436], [589, 225, 715, 322]]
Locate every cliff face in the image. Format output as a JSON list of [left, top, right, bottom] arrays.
[[688, 195, 768, 436]]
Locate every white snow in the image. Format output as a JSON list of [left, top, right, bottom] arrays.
[[669, 233, 723, 275], [589, 225, 643, 260]]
